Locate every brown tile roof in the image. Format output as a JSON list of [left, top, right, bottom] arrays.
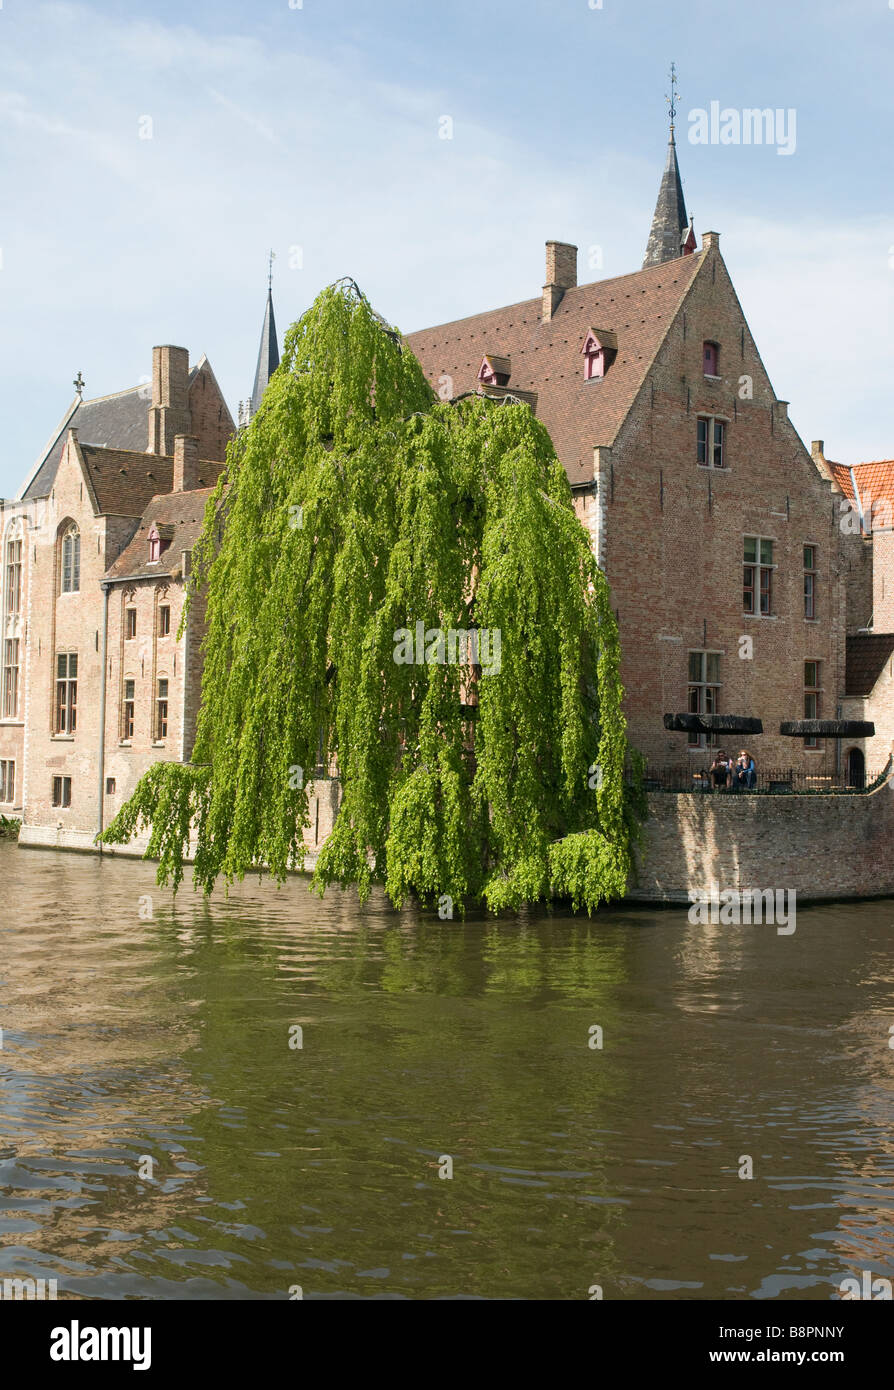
[[405, 253, 705, 486], [80, 445, 222, 519], [845, 633, 894, 696], [105, 487, 219, 581]]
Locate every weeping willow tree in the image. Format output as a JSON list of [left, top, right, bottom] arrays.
[[102, 279, 645, 913]]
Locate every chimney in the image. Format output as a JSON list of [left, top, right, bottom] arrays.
[[148, 346, 191, 455], [172, 435, 200, 493], [542, 241, 578, 322], [702, 231, 720, 251]]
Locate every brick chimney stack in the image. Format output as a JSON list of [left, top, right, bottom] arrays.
[[542, 241, 578, 322], [172, 434, 200, 493], [148, 345, 191, 455]]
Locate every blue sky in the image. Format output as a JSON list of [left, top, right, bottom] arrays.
[[1, 0, 892, 497]]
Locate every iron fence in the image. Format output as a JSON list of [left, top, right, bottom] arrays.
[[635, 765, 887, 795]]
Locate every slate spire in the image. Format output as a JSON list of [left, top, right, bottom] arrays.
[[250, 252, 280, 415], [642, 64, 691, 269]]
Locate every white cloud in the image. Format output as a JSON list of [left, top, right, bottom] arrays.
[[0, 0, 889, 495]]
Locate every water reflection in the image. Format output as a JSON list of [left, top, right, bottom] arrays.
[[0, 843, 892, 1299]]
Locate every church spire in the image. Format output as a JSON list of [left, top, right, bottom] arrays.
[[642, 64, 692, 269], [250, 250, 280, 416]]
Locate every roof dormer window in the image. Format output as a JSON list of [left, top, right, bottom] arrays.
[[477, 354, 511, 389], [581, 328, 617, 382], [147, 522, 173, 564]]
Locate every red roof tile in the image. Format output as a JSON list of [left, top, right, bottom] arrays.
[[829, 460, 894, 527]]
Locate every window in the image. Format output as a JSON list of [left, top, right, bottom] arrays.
[[584, 346, 604, 380], [744, 537, 774, 615], [125, 608, 137, 639], [147, 524, 172, 563], [703, 341, 719, 376], [687, 650, 721, 748], [55, 653, 77, 733], [106, 777, 116, 795], [158, 605, 171, 638], [156, 678, 169, 740], [0, 760, 14, 804], [3, 638, 19, 718], [804, 661, 822, 748], [122, 679, 135, 740], [5, 535, 22, 617], [581, 330, 616, 382], [52, 775, 72, 808], [697, 416, 725, 468], [804, 545, 817, 619], [61, 526, 80, 594]]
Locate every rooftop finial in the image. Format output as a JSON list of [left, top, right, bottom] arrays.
[[267, 248, 275, 292], [73, 370, 85, 399], [665, 61, 678, 133]]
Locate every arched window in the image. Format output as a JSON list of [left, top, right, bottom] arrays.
[[61, 525, 80, 594]]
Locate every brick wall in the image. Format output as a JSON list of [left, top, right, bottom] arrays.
[[632, 779, 894, 902], [188, 361, 235, 466], [20, 436, 131, 839], [101, 575, 190, 829], [0, 498, 30, 813], [598, 241, 846, 774]]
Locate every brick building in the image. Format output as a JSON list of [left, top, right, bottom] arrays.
[[407, 123, 868, 779], [808, 449, 894, 781], [0, 339, 245, 845], [0, 132, 887, 854]]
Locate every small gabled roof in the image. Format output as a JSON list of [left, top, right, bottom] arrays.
[[105, 487, 219, 582], [479, 354, 511, 378], [581, 328, 618, 353]]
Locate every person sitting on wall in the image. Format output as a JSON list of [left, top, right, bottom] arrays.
[[734, 749, 757, 791], [709, 750, 731, 790]]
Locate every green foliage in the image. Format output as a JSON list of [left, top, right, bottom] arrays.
[[101, 279, 644, 913], [0, 815, 21, 840]]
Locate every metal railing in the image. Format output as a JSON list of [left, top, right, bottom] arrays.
[[635, 765, 887, 795]]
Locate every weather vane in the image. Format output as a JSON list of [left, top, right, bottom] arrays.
[[268, 248, 276, 291], [666, 61, 678, 129]]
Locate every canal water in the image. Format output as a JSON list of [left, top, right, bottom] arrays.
[[0, 841, 892, 1301]]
